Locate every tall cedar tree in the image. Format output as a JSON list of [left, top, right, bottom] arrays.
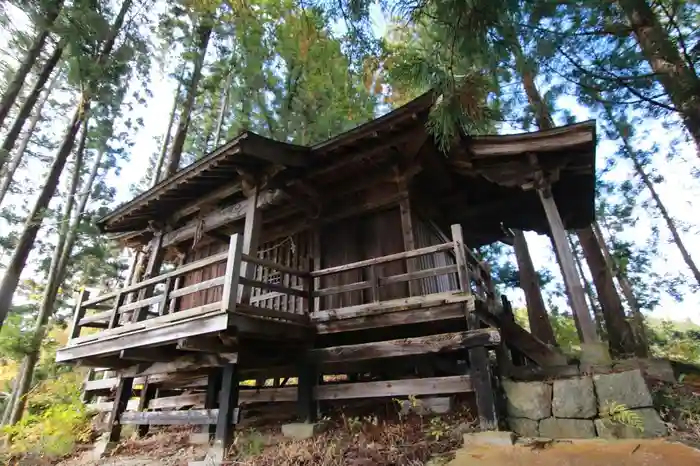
[[0, 0, 133, 331]]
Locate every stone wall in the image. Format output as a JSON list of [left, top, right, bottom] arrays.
[[504, 369, 668, 439]]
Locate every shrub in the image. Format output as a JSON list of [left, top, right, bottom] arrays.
[[0, 371, 93, 461]]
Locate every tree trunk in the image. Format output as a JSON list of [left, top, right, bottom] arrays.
[[512, 229, 557, 345], [0, 1, 63, 130], [0, 41, 64, 175], [616, 0, 700, 153], [164, 22, 212, 177], [153, 66, 184, 184], [9, 124, 86, 425], [214, 71, 232, 147], [0, 0, 132, 332], [576, 226, 636, 356], [592, 221, 649, 358], [602, 105, 700, 286], [0, 65, 61, 206], [569, 234, 606, 338]]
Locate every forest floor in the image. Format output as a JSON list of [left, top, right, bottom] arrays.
[[9, 378, 699, 466]]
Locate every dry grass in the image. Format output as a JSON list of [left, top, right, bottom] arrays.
[[651, 379, 700, 448]]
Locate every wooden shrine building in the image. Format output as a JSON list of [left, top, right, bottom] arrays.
[[56, 91, 597, 462]]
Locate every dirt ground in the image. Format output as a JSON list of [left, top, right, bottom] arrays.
[[450, 439, 700, 466]]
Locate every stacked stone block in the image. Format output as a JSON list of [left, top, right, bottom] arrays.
[[504, 369, 667, 439]]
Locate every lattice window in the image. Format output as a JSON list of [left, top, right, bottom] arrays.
[[266, 271, 281, 285]]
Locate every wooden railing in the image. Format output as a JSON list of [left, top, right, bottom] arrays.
[[67, 234, 312, 343], [311, 224, 494, 306], [66, 225, 495, 344]]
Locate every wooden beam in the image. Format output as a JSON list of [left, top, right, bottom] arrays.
[[316, 375, 473, 400], [120, 353, 238, 378], [311, 243, 453, 278], [121, 409, 219, 425], [312, 291, 473, 322], [119, 348, 172, 362], [176, 336, 238, 354], [310, 329, 500, 364], [161, 189, 282, 247], [171, 182, 242, 223], [221, 234, 244, 313], [315, 302, 467, 334]]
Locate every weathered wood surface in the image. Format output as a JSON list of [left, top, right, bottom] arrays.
[[311, 329, 500, 364], [56, 311, 228, 363], [242, 253, 309, 277], [311, 242, 454, 277], [81, 252, 228, 309], [475, 305, 568, 366], [121, 409, 219, 425], [317, 375, 473, 400], [233, 303, 309, 325], [120, 353, 238, 378], [312, 291, 474, 322], [315, 302, 467, 334]]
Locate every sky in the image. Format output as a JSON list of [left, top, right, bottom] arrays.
[[2, 2, 700, 325]]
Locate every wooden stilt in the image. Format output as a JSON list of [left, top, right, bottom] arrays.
[[205, 368, 222, 439], [297, 355, 318, 423], [108, 377, 134, 443], [451, 224, 497, 430], [136, 381, 157, 437], [211, 363, 239, 463], [466, 310, 498, 430]]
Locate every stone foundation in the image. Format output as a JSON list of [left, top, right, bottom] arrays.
[[504, 368, 668, 439]]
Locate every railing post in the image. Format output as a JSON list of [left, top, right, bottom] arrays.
[[108, 291, 125, 329], [450, 224, 472, 296], [158, 276, 174, 316], [305, 257, 315, 314], [221, 234, 244, 312], [68, 289, 90, 340]]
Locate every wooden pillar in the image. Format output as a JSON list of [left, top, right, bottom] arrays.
[[210, 363, 239, 463], [312, 227, 321, 311], [549, 234, 585, 342], [512, 230, 557, 346], [136, 381, 157, 437], [296, 354, 318, 423], [451, 224, 496, 429], [107, 376, 134, 443], [205, 368, 222, 439], [221, 233, 244, 312], [399, 196, 419, 296], [537, 185, 605, 359], [577, 225, 636, 356], [239, 188, 261, 305]]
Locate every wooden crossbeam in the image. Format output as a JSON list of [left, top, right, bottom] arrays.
[[310, 329, 500, 364]]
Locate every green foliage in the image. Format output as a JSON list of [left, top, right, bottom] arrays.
[[0, 371, 92, 461], [600, 401, 644, 432]]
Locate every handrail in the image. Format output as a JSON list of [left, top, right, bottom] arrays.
[[311, 242, 454, 277], [81, 252, 229, 308]]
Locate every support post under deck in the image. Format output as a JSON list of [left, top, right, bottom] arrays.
[[108, 376, 134, 443], [136, 381, 157, 437], [205, 368, 222, 440], [451, 224, 497, 430], [210, 363, 239, 463]]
